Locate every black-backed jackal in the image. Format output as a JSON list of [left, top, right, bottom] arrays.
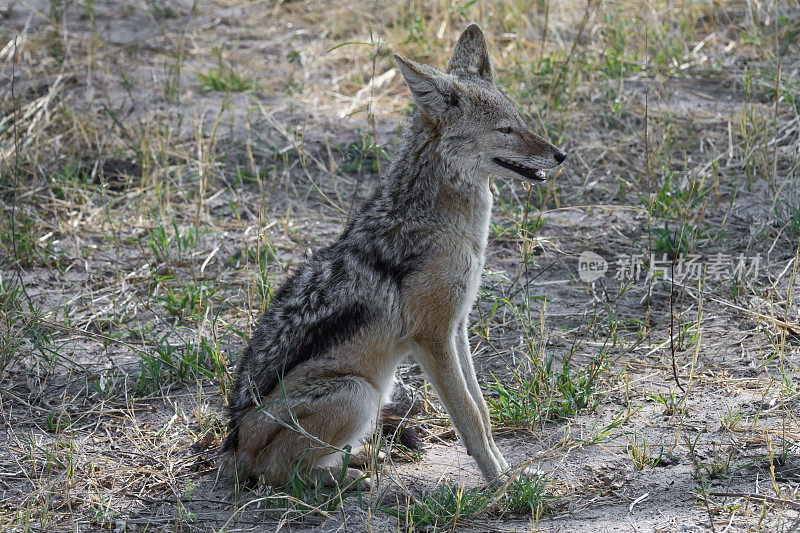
[[222, 23, 567, 487]]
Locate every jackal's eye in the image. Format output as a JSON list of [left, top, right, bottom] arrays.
[[497, 126, 513, 134]]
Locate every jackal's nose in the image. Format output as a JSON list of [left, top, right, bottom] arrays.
[[554, 150, 567, 164]]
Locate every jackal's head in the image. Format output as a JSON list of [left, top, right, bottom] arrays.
[[394, 24, 566, 182]]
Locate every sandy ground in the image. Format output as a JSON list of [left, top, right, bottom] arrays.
[[1, 0, 799, 531]]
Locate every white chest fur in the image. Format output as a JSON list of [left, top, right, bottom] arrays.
[[442, 179, 493, 322]]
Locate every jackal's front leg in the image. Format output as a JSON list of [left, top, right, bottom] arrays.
[[455, 319, 508, 471], [414, 334, 505, 484]]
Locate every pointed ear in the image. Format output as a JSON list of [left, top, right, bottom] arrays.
[[394, 54, 459, 117], [446, 23, 494, 82]]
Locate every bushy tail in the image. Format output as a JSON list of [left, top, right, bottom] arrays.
[[380, 405, 422, 450], [220, 425, 239, 454]]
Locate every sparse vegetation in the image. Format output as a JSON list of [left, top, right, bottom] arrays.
[[382, 481, 490, 531], [486, 348, 609, 429], [1, 0, 798, 531], [198, 49, 254, 93], [501, 471, 552, 515], [136, 331, 227, 394]]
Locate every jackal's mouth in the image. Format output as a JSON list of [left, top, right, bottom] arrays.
[[492, 157, 546, 181]]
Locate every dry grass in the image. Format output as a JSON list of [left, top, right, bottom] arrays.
[[1, 0, 799, 531]]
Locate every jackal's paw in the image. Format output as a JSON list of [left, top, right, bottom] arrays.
[[313, 466, 371, 491], [494, 452, 509, 472], [488, 465, 547, 492], [487, 473, 509, 492], [348, 447, 386, 470], [341, 467, 371, 491]]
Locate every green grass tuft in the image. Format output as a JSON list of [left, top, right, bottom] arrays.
[[198, 50, 253, 93], [502, 472, 552, 514], [487, 350, 610, 429], [382, 481, 489, 531]]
